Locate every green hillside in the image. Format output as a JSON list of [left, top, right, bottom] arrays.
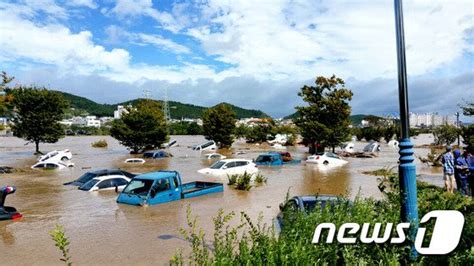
[[56, 91, 269, 119]]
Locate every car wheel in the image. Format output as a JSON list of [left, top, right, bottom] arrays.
[[61, 156, 69, 161], [323, 161, 329, 165]]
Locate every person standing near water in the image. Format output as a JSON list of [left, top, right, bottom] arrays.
[[453, 149, 469, 196], [442, 145, 455, 193]]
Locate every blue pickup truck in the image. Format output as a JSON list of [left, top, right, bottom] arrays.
[[255, 152, 301, 166], [116, 171, 223, 206]]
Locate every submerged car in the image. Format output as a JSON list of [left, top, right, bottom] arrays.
[[117, 171, 223, 206], [306, 152, 348, 165], [0, 186, 22, 221], [124, 158, 146, 164], [204, 153, 227, 160], [31, 161, 74, 170], [63, 169, 135, 186], [276, 195, 343, 229], [79, 175, 131, 192], [38, 149, 72, 162], [197, 159, 258, 177], [255, 152, 301, 166], [363, 142, 381, 152], [192, 140, 217, 151], [143, 150, 172, 159]]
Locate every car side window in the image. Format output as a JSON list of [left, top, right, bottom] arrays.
[[97, 180, 113, 189], [46, 163, 57, 169], [235, 161, 248, 167], [173, 175, 179, 189], [34, 163, 45, 168], [112, 178, 128, 187], [155, 178, 170, 192], [225, 162, 236, 168]]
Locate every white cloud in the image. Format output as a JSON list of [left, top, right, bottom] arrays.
[[183, 0, 473, 81], [109, 0, 183, 33], [104, 25, 191, 54], [67, 0, 97, 9]]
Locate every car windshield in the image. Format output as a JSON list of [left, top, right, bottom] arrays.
[[76, 173, 98, 184], [143, 152, 154, 158], [256, 155, 272, 163], [122, 179, 154, 196], [79, 179, 99, 191], [210, 161, 226, 169]]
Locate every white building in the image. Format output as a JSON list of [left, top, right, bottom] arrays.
[[409, 113, 456, 128], [114, 105, 129, 119], [85, 116, 101, 128]]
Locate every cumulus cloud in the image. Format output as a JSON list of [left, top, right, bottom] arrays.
[[104, 25, 191, 54], [1, 0, 472, 119]]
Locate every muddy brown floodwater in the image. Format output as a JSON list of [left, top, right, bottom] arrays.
[[0, 135, 441, 265]]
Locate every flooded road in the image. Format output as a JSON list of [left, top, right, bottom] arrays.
[[0, 135, 441, 265]]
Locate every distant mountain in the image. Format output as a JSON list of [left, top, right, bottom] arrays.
[[283, 112, 377, 126], [57, 91, 269, 119]]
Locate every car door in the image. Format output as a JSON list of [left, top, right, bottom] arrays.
[[110, 178, 129, 191], [234, 161, 248, 174], [96, 179, 114, 190], [147, 177, 174, 205], [224, 161, 237, 174]]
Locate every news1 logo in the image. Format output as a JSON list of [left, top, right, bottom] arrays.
[[312, 210, 465, 255]]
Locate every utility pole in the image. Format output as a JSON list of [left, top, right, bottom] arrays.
[[142, 88, 151, 99], [394, 0, 418, 260], [162, 87, 171, 122]]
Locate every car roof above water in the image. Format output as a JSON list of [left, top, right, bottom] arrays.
[[134, 171, 178, 180]]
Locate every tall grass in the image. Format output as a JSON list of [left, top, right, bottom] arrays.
[[172, 169, 474, 264], [49, 224, 72, 266]]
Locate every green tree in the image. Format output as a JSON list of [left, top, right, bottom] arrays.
[[0, 71, 15, 116], [294, 75, 353, 153], [433, 124, 459, 146], [461, 102, 473, 152], [11, 87, 68, 154], [202, 104, 236, 148], [110, 99, 168, 153], [234, 124, 249, 139]]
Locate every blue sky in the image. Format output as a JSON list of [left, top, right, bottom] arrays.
[[0, 0, 473, 120]]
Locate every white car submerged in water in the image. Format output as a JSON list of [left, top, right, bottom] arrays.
[[78, 175, 132, 192], [306, 152, 348, 166], [198, 159, 258, 177], [192, 140, 217, 152], [38, 149, 72, 162], [204, 153, 227, 160], [31, 161, 74, 170]]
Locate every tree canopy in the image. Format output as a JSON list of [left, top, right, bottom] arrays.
[[110, 99, 168, 153], [11, 87, 68, 153], [202, 103, 237, 148], [294, 75, 353, 153]]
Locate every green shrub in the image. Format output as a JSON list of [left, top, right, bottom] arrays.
[[91, 139, 108, 148], [172, 171, 474, 264], [235, 172, 252, 191], [49, 224, 72, 266], [254, 173, 267, 184], [227, 172, 253, 191], [227, 174, 237, 186]]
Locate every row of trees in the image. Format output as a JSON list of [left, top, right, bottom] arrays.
[[3, 69, 472, 154]]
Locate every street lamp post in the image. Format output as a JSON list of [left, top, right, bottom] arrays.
[[456, 112, 460, 146], [394, 0, 419, 260]]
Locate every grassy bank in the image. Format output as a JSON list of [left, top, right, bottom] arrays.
[[171, 171, 473, 265]]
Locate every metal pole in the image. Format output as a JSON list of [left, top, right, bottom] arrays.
[[394, 0, 418, 260], [456, 112, 460, 146]]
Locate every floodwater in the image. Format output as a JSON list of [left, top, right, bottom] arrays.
[[0, 135, 441, 265]]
